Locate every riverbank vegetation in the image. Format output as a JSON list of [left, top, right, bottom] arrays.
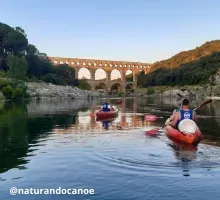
[[0, 22, 80, 100]]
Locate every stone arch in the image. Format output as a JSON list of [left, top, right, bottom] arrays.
[[110, 83, 122, 93], [95, 68, 107, 80], [110, 69, 121, 81], [125, 69, 133, 82], [78, 67, 91, 79], [95, 83, 108, 93]]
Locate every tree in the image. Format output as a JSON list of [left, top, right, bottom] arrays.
[[26, 54, 53, 78], [4, 28, 28, 56], [15, 27, 27, 37], [78, 79, 90, 90], [6, 55, 28, 78], [0, 22, 28, 70], [26, 44, 39, 55], [52, 64, 76, 85]]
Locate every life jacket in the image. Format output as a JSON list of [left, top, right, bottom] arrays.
[[102, 103, 110, 112], [176, 109, 193, 128], [175, 108, 180, 112]]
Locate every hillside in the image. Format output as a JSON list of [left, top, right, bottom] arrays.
[[138, 40, 220, 87], [151, 40, 220, 71]]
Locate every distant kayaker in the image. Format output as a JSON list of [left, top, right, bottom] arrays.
[[100, 101, 114, 112], [169, 98, 198, 129]]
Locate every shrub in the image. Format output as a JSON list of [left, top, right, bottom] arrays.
[[13, 88, 24, 99], [6, 55, 28, 78], [41, 73, 67, 85], [2, 85, 14, 99], [147, 87, 155, 95], [0, 79, 11, 90], [78, 79, 90, 90]]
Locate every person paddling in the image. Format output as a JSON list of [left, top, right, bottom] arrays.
[[169, 98, 198, 129], [100, 101, 114, 112]]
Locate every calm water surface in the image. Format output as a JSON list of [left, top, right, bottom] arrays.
[[0, 97, 220, 200]]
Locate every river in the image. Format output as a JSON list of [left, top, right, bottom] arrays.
[[0, 97, 220, 200]]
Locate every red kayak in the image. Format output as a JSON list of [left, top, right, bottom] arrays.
[[164, 125, 202, 145], [96, 110, 118, 120]]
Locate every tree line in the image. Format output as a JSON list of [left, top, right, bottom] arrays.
[[0, 22, 78, 86]]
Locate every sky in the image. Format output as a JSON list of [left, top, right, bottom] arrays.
[[1, 0, 220, 79]]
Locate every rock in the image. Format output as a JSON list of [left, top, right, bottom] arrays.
[[209, 68, 220, 85], [25, 82, 100, 99], [162, 89, 196, 99]]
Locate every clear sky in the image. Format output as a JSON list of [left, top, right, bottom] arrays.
[[1, 0, 219, 78]]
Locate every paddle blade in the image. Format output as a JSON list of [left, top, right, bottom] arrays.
[[177, 93, 183, 97], [194, 99, 212, 111], [144, 115, 158, 122], [116, 100, 123, 104], [145, 129, 159, 136], [89, 112, 95, 117]]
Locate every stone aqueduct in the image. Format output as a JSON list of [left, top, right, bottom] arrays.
[[49, 57, 152, 92]]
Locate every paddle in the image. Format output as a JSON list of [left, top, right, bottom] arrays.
[[145, 99, 212, 136], [144, 114, 164, 122], [194, 99, 212, 111], [177, 93, 183, 97]]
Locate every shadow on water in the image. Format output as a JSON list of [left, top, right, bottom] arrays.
[[0, 101, 80, 174]]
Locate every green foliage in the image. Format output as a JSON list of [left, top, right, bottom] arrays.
[[1, 22, 79, 90], [26, 44, 39, 55], [146, 87, 155, 95], [126, 73, 133, 81], [26, 54, 53, 78], [0, 23, 28, 67], [6, 55, 28, 78], [151, 40, 220, 71], [138, 47, 220, 87], [0, 79, 11, 89], [41, 73, 67, 85], [13, 88, 24, 99], [0, 78, 28, 99], [78, 79, 90, 90], [2, 84, 26, 100], [51, 64, 76, 86], [2, 85, 14, 99]]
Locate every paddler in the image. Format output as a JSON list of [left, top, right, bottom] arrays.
[[100, 101, 114, 112], [169, 98, 198, 129]]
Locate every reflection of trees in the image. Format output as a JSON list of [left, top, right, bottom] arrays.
[[0, 102, 78, 174], [0, 102, 29, 173], [197, 100, 220, 145]]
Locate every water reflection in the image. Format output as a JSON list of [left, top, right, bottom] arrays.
[[0, 97, 220, 176]]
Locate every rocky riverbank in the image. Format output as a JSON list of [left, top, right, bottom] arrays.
[[26, 82, 101, 99], [134, 84, 220, 100]]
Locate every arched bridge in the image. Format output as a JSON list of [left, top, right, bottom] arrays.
[[49, 56, 152, 92]]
